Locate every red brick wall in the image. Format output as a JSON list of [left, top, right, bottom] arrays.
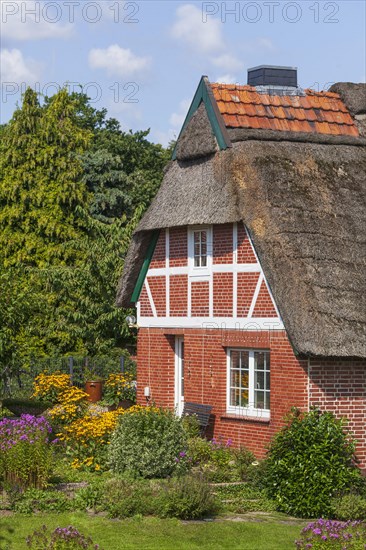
[[169, 275, 188, 316], [150, 231, 165, 269], [213, 224, 233, 264], [139, 286, 153, 317], [136, 327, 308, 459], [237, 224, 257, 263], [136, 330, 176, 408], [237, 272, 259, 317], [213, 273, 233, 316], [147, 276, 166, 317], [191, 281, 209, 317], [169, 227, 187, 267], [309, 359, 366, 469], [252, 280, 278, 317]]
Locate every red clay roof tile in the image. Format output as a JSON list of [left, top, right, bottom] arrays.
[[210, 82, 359, 137]]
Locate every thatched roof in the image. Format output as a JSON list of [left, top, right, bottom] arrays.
[[117, 80, 366, 358]]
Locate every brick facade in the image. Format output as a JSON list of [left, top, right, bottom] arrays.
[[137, 328, 308, 458], [136, 222, 366, 469]]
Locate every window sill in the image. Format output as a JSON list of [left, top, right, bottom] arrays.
[[220, 413, 270, 424]]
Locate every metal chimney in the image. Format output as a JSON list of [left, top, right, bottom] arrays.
[[247, 65, 302, 95]]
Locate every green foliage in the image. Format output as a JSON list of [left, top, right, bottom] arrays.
[[103, 478, 157, 518], [108, 407, 188, 479], [100, 475, 216, 520], [158, 475, 217, 520], [332, 494, 366, 521], [0, 88, 170, 372], [13, 488, 72, 514], [264, 408, 361, 518], [187, 436, 255, 482], [26, 524, 102, 549], [73, 480, 105, 513], [213, 482, 276, 514]]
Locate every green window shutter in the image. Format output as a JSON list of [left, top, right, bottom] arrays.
[[131, 230, 160, 303]]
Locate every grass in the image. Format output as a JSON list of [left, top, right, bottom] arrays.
[[0, 512, 306, 550]]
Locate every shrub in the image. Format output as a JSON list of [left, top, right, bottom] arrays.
[[213, 482, 276, 514], [295, 519, 366, 549], [158, 475, 217, 520], [264, 408, 361, 518], [13, 488, 72, 514], [188, 436, 255, 482], [26, 525, 102, 549], [58, 407, 135, 472], [108, 407, 188, 478], [103, 478, 156, 518], [73, 480, 105, 513], [332, 494, 366, 521], [103, 373, 136, 406], [48, 386, 89, 424], [32, 372, 70, 404], [0, 414, 54, 490]]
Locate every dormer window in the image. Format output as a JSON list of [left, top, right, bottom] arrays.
[[194, 230, 207, 267], [188, 226, 212, 273]]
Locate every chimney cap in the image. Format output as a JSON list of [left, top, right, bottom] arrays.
[[248, 64, 297, 72]]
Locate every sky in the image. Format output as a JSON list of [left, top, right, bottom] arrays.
[[1, 0, 365, 145]]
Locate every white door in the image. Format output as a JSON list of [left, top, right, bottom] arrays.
[[175, 337, 185, 416]]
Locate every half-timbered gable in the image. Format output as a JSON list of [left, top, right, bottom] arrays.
[[117, 70, 366, 468]]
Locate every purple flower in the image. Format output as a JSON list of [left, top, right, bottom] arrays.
[[226, 438, 233, 447], [179, 451, 186, 458]]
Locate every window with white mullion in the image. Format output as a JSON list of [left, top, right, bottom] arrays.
[[227, 349, 270, 418], [189, 226, 212, 273], [194, 230, 207, 267]]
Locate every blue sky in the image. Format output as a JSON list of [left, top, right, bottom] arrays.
[[1, 0, 365, 145]]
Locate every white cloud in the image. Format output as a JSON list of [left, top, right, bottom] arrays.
[[212, 54, 244, 73], [154, 129, 178, 148], [1, 1, 72, 41], [170, 4, 246, 84], [169, 98, 191, 128], [88, 45, 150, 77], [171, 4, 224, 55], [215, 74, 238, 84], [0, 48, 41, 83]]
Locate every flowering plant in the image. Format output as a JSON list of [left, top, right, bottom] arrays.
[[103, 372, 136, 406], [0, 415, 54, 489], [26, 524, 102, 549], [32, 372, 71, 403], [48, 386, 89, 424], [295, 519, 366, 549], [58, 405, 143, 471]]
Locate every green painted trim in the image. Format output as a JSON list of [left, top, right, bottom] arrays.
[[172, 76, 231, 160], [131, 230, 160, 303]]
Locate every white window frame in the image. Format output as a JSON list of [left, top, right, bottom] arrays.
[[188, 225, 212, 278], [226, 348, 270, 419]]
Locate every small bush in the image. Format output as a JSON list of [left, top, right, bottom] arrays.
[[26, 524, 102, 549], [213, 482, 276, 514], [264, 408, 361, 518], [158, 475, 217, 520], [108, 407, 188, 479], [332, 494, 366, 521], [13, 488, 71, 514], [103, 478, 156, 518], [103, 373, 136, 406], [295, 519, 366, 549], [188, 436, 255, 482], [73, 480, 105, 512]]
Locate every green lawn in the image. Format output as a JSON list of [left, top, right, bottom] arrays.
[[1, 513, 305, 550]]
